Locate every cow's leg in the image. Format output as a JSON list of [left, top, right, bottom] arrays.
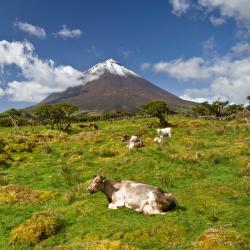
[[108, 198, 125, 209], [108, 203, 119, 209], [142, 205, 166, 215], [138, 199, 149, 213], [142, 192, 165, 215]]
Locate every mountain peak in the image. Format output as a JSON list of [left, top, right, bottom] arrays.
[[105, 58, 118, 64], [82, 58, 140, 80]]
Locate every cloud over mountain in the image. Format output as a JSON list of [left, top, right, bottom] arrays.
[[0, 40, 82, 102]]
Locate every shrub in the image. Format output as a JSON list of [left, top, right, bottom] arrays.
[[194, 228, 249, 250], [10, 210, 62, 245], [0, 184, 51, 204], [67, 240, 139, 250]]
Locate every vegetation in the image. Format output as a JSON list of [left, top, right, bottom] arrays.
[[0, 115, 249, 249], [192, 99, 246, 117], [34, 103, 78, 130], [141, 101, 169, 127], [3, 109, 22, 128], [10, 211, 61, 246]]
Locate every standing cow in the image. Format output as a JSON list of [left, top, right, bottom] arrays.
[[156, 128, 172, 138], [87, 175, 177, 215]]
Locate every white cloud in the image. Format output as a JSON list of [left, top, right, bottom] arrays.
[[14, 21, 46, 38], [198, 0, 250, 22], [54, 25, 82, 39], [0, 88, 4, 97], [143, 42, 250, 104], [209, 16, 226, 26], [231, 42, 250, 55], [202, 37, 218, 57], [169, 0, 191, 16], [140, 62, 152, 70], [170, 0, 250, 32], [0, 40, 83, 102], [153, 57, 211, 81]]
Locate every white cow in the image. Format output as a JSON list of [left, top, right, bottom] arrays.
[[157, 127, 172, 138], [87, 176, 177, 215], [154, 135, 165, 144]]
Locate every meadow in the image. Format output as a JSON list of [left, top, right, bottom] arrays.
[[0, 116, 249, 250]]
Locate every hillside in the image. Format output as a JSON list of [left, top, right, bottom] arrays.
[[0, 116, 249, 249], [39, 59, 194, 112]]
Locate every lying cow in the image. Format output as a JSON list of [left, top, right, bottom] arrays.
[[121, 135, 139, 142], [157, 127, 172, 138], [121, 135, 144, 149], [87, 175, 177, 215]]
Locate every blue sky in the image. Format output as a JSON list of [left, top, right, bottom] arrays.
[[0, 0, 250, 111]]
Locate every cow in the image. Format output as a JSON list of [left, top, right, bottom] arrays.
[[157, 128, 171, 138], [154, 135, 165, 144], [87, 175, 177, 215], [121, 135, 139, 142], [121, 135, 144, 149], [126, 141, 144, 149]]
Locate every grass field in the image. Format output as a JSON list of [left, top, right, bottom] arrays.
[[0, 116, 249, 250]]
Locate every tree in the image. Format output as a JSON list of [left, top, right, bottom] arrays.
[[225, 104, 244, 115], [210, 100, 229, 117], [141, 101, 169, 127], [34, 103, 78, 130], [33, 104, 56, 129], [192, 102, 211, 116], [4, 109, 22, 128]]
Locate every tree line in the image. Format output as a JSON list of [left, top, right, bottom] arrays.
[[191, 96, 250, 117], [0, 96, 249, 130]]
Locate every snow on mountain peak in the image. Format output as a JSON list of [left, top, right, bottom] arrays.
[[83, 58, 140, 79], [79, 58, 141, 85]]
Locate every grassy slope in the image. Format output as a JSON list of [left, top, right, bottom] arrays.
[[0, 116, 249, 249]]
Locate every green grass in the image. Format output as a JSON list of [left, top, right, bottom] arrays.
[[0, 116, 249, 249]]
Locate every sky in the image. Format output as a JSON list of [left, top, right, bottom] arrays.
[[0, 0, 250, 112]]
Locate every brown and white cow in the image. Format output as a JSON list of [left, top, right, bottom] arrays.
[[87, 176, 177, 215], [121, 135, 144, 149]]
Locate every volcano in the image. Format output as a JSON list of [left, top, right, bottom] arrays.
[[40, 59, 194, 112]]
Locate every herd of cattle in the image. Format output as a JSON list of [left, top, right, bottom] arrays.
[[87, 127, 177, 215], [121, 127, 172, 149]]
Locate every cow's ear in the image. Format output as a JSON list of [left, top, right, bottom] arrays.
[[93, 175, 96, 178], [102, 177, 106, 182]]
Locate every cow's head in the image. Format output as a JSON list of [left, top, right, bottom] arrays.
[[121, 134, 131, 142], [87, 175, 106, 194]]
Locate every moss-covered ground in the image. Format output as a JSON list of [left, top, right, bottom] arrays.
[[0, 116, 249, 249]]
